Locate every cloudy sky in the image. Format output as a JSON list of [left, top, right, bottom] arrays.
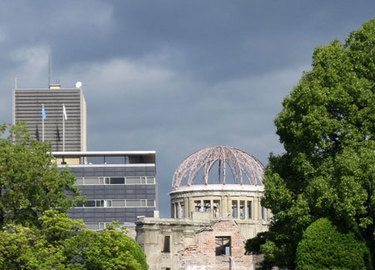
[[0, 1, 374, 216]]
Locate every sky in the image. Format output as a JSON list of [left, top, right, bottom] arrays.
[[0, 1, 374, 217]]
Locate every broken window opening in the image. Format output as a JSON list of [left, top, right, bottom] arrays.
[[247, 201, 252, 219], [204, 200, 211, 212], [162, 236, 171, 253], [215, 236, 231, 256], [213, 200, 220, 218], [232, 201, 238, 218], [194, 200, 202, 212], [240, 200, 245, 219]]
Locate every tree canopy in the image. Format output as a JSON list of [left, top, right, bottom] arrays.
[[296, 218, 369, 270], [247, 19, 375, 269], [0, 124, 148, 269], [0, 211, 148, 270], [0, 123, 81, 227]]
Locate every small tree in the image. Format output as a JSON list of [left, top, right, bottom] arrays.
[[297, 218, 369, 269], [0, 123, 81, 227]]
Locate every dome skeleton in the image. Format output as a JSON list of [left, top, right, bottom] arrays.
[[172, 146, 264, 188]]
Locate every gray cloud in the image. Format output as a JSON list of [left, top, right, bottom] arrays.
[[0, 1, 374, 215]]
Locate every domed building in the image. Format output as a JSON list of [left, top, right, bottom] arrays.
[[136, 146, 270, 270]]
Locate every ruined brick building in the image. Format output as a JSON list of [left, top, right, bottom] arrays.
[[136, 146, 270, 270]]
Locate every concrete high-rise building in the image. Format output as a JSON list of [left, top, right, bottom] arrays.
[[12, 82, 157, 233], [13, 83, 87, 151], [54, 151, 157, 233]]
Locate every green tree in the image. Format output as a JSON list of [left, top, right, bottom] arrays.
[[247, 19, 375, 269], [0, 123, 81, 227], [0, 211, 148, 270], [63, 225, 148, 270], [0, 223, 66, 269], [42, 211, 148, 270], [0, 124, 148, 269], [296, 218, 369, 270]]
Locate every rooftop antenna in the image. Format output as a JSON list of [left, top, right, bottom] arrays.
[[48, 52, 51, 87], [14, 77, 18, 89]]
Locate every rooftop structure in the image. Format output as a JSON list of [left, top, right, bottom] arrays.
[[173, 145, 264, 187]]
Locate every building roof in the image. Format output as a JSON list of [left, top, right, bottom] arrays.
[[52, 151, 156, 156], [172, 146, 264, 188]]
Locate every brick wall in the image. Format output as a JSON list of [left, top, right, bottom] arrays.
[[179, 220, 254, 270]]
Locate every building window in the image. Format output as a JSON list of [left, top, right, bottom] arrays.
[[76, 176, 155, 185], [96, 200, 104, 207], [85, 200, 96, 207], [247, 201, 252, 219], [174, 203, 179, 218], [126, 199, 146, 207], [110, 177, 125, 184], [204, 200, 211, 212], [146, 177, 155, 184], [215, 236, 231, 256], [180, 202, 185, 218], [147, 200, 155, 207], [162, 236, 171, 253], [194, 200, 202, 212], [240, 200, 245, 219], [75, 199, 152, 208], [213, 200, 220, 218], [232, 201, 238, 218]]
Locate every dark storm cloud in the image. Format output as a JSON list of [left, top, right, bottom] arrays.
[[0, 0, 374, 215], [1, 1, 370, 80]]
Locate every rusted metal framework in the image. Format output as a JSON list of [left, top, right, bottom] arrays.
[[172, 146, 264, 188]]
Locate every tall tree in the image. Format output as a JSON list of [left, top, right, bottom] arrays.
[[248, 19, 375, 269], [0, 123, 81, 227]]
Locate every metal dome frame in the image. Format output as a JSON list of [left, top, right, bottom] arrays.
[[172, 146, 264, 188]]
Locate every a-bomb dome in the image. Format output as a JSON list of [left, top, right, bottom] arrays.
[[172, 145, 264, 188]]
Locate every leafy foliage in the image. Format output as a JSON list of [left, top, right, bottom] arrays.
[[296, 218, 369, 269], [0, 211, 148, 270], [0, 124, 148, 269], [246, 19, 375, 269], [0, 123, 81, 227], [63, 224, 148, 270], [0, 222, 67, 269], [245, 232, 267, 255]]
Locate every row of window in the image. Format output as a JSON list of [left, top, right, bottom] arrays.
[[62, 156, 154, 165], [76, 176, 155, 185], [85, 222, 134, 231], [76, 199, 155, 208], [191, 200, 256, 220], [173, 199, 268, 220], [231, 200, 252, 219]]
